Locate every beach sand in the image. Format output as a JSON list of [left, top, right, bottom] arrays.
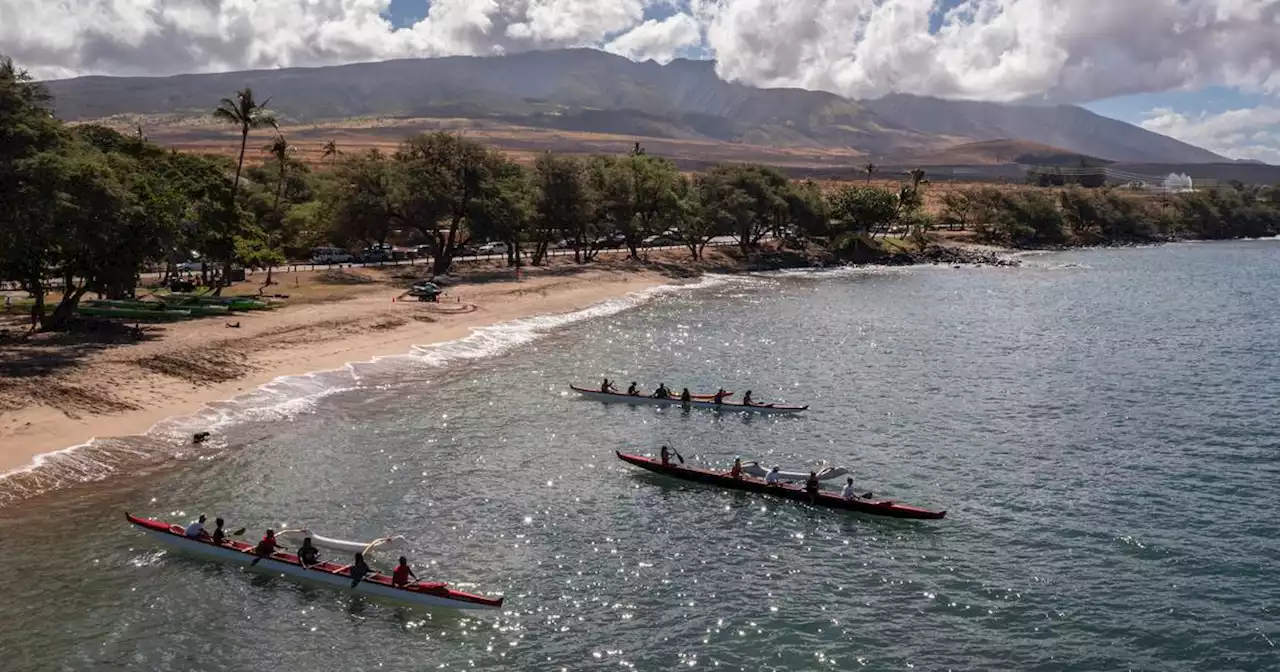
[[0, 260, 681, 476]]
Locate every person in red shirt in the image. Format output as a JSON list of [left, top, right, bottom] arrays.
[[250, 529, 283, 566], [391, 556, 418, 587]]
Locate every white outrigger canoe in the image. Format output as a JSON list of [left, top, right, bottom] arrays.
[[126, 514, 502, 611], [569, 386, 808, 414]]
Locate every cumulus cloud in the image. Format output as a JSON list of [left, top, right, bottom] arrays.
[[0, 0, 1275, 106], [1140, 106, 1280, 165], [604, 14, 702, 63]]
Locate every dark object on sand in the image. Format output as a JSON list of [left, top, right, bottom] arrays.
[[226, 321, 241, 328], [193, 432, 210, 444]]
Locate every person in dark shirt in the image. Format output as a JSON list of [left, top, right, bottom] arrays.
[[626, 381, 639, 396], [680, 388, 692, 403], [211, 518, 227, 545], [804, 472, 820, 503], [297, 538, 320, 568], [348, 553, 371, 589]]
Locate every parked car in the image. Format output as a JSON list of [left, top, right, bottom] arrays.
[[176, 260, 206, 272], [643, 234, 680, 247], [595, 232, 626, 248], [551, 238, 577, 250], [477, 241, 509, 255]]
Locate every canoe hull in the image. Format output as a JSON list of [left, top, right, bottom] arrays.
[[614, 452, 945, 520], [570, 386, 807, 415], [126, 514, 502, 610]]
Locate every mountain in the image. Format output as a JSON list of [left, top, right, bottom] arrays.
[[42, 48, 1227, 164], [860, 94, 1224, 164], [889, 139, 1113, 166]]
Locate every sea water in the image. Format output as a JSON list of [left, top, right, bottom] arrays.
[[0, 241, 1276, 671]]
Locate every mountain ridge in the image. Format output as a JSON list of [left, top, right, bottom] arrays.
[[41, 48, 1228, 164]]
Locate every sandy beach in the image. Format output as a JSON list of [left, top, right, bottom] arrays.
[[0, 259, 681, 477]]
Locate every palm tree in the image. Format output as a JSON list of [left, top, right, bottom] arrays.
[[212, 88, 277, 293], [321, 138, 339, 169], [909, 168, 927, 191], [262, 133, 293, 286], [863, 162, 877, 184]]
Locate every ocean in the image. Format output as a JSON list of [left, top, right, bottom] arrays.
[[1, 240, 1277, 671]]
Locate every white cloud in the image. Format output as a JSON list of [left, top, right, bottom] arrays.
[[1140, 106, 1280, 164], [604, 14, 702, 63], [2, 0, 1276, 105]]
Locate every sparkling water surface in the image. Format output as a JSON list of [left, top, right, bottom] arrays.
[[1, 241, 1277, 671]]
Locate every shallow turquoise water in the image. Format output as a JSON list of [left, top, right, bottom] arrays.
[[1, 241, 1277, 670]]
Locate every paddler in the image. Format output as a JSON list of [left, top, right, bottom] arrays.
[[804, 472, 820, 503], [713, 388, 727, 405], [184, 514, 207, 539], [391, 556, 419, 587], [680, 388, 692, 403], [741, 391, 754, 406], [601, 377, 616, 393], [297, 537, 321, 568], [764, 466, 781, 485], [250, 529, 284, 566], [626, 381, 639, 396], [660, 445, 673, 466], [652, 383, 671, 399], [211, 517, 228, 545], [728, 457, 743, 479], [347, 552, 372, 588], [840, 477, 858, 500]]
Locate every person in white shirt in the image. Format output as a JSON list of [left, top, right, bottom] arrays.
[[840, 478, 857, 500], [184, 515, 207, 538], [764, 466, 781, 485]]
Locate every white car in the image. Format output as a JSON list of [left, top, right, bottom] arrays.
[[477, 242, 509, 255]]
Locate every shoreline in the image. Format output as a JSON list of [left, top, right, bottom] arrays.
[[0, 263, 676, 485]]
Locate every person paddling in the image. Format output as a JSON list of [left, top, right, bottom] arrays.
[[626, 381, 639, 396], [297, 537, 321, 568], [601, 377, 616, 393], [211, 517, 228, 545], [728, 457, 743, 479], [391, 556, 419, 587], [764, 466, 781, 485], [347, 552, 372, 588], [680, 388, 692, 403], [713, 389, 727, 405], [184, 514, 207, 539], [250, 529, 284, 566], [660, 445, 673, 466], [804, 471, 820, 503], [652, 383, 671, 399], [741, 390, 754, 406]]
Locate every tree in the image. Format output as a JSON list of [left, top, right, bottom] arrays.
[[259, 133, 293, 284], [533, 153, 593, 264], [675, 174, 728, 260], [704, 164, 789, 255], [619, 153, 680, 258], [395, 132, 505, 275], [826, 184, 900, 253], [863, 162, 877, 184], [322, 139, 339, 168], [329, 149, 399, 248], [212, 87, 277, 293], [468, 157, 535, 267]]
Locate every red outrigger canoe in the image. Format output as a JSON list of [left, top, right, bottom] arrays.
[[615, 452, 946, 520], [126, 513, 503, 610]]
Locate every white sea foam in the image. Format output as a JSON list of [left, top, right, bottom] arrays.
[[0, 276, 729, 503]]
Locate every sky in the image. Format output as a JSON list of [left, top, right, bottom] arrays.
[[2, 0, 1278, 163]]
